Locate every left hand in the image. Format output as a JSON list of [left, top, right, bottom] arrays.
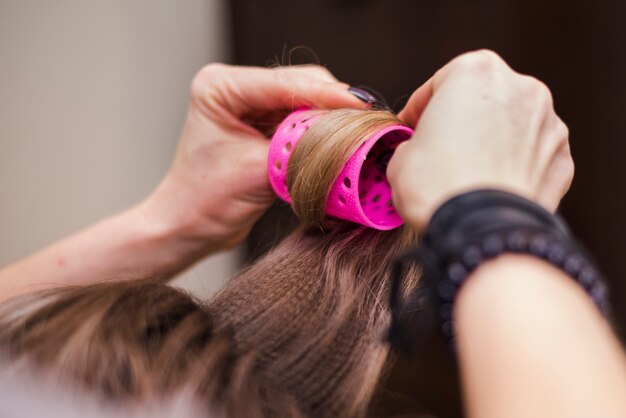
[[388, 50, 573, 232], [141, 64, 364, 252]]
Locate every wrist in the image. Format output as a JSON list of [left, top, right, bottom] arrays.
[[130, 194, 224, 276], [454, 254, 593, 340], [389, 189, 609, 354], [141, 175, 240, 254], [456, 253, 586, 309], [408, 184, 539, 233]]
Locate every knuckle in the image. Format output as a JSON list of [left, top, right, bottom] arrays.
[[201, 62, 230, 76], [538, 84, 553, 106], [567, 160, 575, 181], [557, 120, 570, 139], [474, 48, 503, 62], [566, 159, 575, 179], [557, 146, 575, 186], [524, 76, 553, 105], [318, 68, 338, 82], [191, 63, 230, 97], [454, 49, 504, 72], [310, 65, 333, 77], [558, 159, 575, 193], [295, 64, 337, 82]]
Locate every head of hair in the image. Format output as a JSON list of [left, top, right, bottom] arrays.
[[0, 108, 421, 418], [0, 280, 304, 418]]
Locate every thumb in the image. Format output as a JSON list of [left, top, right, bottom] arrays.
[[397, 76, 434, 127]]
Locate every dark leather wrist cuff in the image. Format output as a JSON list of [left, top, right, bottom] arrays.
[[389, 189, 610, 355], [426, 189, 570, 257]]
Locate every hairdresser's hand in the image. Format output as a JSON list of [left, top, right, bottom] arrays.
[[141, 64, 363, 252], [0, 64, 364, 301], [388, 50, 573, 232]]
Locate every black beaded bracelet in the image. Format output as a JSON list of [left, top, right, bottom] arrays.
[[388, 190, 611, 354]]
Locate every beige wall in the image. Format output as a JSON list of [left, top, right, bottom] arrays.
[[0, 0, 239, 297]]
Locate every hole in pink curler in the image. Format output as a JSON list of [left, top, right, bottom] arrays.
[[291, 123, 296, 129], [338, 195, 346, 205], [357, 129, 411, 227], [275, 160, 282, 170], [285, 142, 292, 152], [376, 149, 394, 173], [343, 177, 351, 188]]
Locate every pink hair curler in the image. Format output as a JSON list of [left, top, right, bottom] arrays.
[[268, 107, 414, 230]]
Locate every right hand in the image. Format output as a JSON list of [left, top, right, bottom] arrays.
[[142, 64, 363, 252], [388, 50, 574, 232]]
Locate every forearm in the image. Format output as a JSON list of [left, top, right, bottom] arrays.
[[0, 201, 219, 303], [455, 254, 626, 418]]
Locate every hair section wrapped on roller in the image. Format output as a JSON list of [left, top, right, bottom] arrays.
[[0, 281, 305, 418]]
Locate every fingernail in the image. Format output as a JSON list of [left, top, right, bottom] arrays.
[[348, 86, 378, 104]]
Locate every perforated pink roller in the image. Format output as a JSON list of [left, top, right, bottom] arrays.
[[268, 107, 414, 230]]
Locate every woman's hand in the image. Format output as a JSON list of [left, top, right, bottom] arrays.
[[142, 64, 363, 251], [388, 50, 574, 232], [0, 64, 364, 301], [388, 51, 626, 418]]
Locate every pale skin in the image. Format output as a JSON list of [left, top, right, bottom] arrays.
[[1, 51, 625, 417]]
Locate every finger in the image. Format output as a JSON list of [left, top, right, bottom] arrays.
[[278, 65, 340, 83], [198, 65, 364, 117], [397, 54, 462, 126], [398, 50, 513, 127], [397, 76, 435, 127]]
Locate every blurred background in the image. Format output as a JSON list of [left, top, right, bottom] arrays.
[[1, 0, 625, 417], [0, 0, 237, 296]]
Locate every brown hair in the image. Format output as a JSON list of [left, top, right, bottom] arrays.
[[0, 108, 420, 417], [0, 280, 304, 417], [211, 108, 420, 417]]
